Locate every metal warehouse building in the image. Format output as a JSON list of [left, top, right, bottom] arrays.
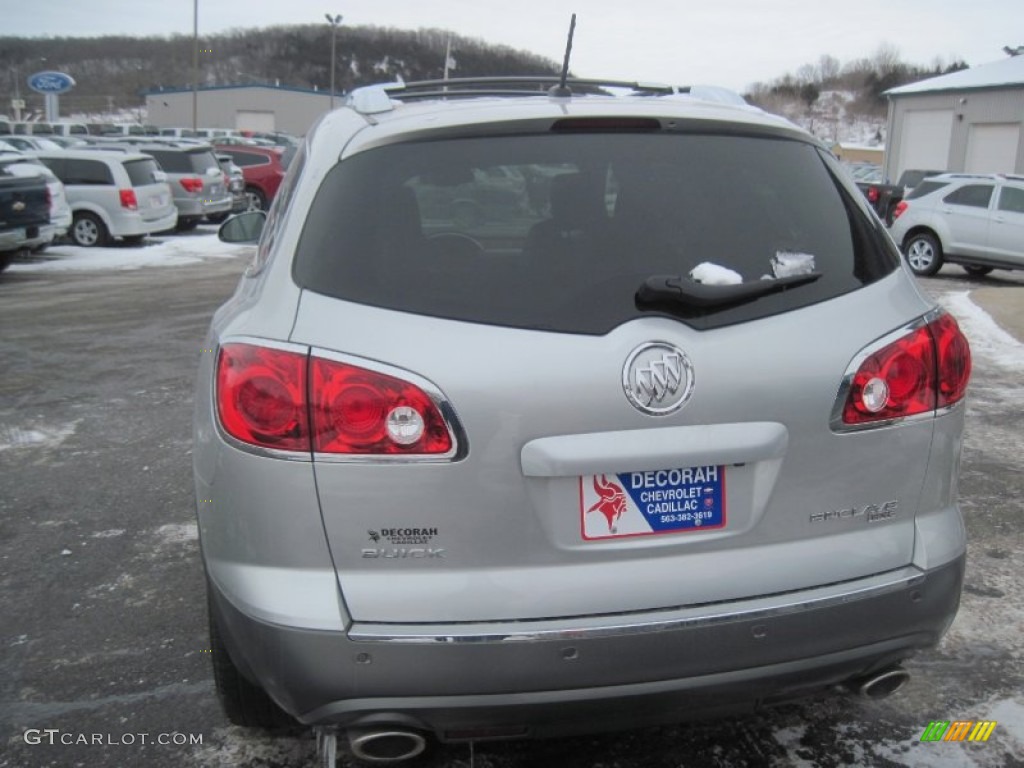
[[884, 55, 1024, 181], [145, 83, 335, 136]]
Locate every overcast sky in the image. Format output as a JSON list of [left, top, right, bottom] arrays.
[[5, 0, 1022, 92]]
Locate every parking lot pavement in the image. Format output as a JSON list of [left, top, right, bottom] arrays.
[[0, 253, 1021, 768]]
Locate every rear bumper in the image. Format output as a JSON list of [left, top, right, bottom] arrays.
[[176, 195, 233, 218], [209, 554, 964, 738]]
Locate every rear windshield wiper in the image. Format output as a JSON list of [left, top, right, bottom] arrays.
[[636, 272, 822, 314]]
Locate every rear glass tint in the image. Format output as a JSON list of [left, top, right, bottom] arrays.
[[906, 181, 948, 200], [123, 158, 161, 187], [294, 133, 898, 333], [943, 184, 993, 209]]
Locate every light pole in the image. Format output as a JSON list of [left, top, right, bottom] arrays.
[[325, 13, 342, 111], [192, 0, 199, 131]]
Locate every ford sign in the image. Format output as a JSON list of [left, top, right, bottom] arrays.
[[27, 71, 76, 95]]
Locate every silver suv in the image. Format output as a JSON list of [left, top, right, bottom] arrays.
[[889, 172, 1024, 276], [34, 149, 177, 246], [196, 77, 971, 766], [109, 142, 233, 230]]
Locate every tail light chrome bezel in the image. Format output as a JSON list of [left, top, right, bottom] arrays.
[[830, 308, 970, 433], [212, 336, 466, 463]]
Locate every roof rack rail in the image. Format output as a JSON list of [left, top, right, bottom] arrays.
[[384, 76, 679, 99], [346, 76, 691, 114]]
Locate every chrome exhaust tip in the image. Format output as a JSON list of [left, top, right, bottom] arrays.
[[347, 729, 427, 764], [853, 667, 910, 700]]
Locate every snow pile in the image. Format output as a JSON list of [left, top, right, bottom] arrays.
[[690, 261, 742, 285], [939, 291, 1024, 372], [8, 232, 250, 273]]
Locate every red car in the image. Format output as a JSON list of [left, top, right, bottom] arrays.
[[213, 143, 294, 211]]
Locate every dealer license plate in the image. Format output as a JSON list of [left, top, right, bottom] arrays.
[[580, 465, 726, 540]]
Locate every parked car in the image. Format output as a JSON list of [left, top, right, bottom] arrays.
[[210, 153, 247, 222], [108, 142, 232, 230], [199, 76, 971, 766], [33, 149, 178, 246], [158, 127, 200, 139], [888, 172, 1024, 276], [0, 162, 50, 271], [212, 143, 291, 211], [0, 149, 72, 249], [2, 135, 65, 152]]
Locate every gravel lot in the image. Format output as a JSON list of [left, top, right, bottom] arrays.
[[1, 235, 1022, 768]]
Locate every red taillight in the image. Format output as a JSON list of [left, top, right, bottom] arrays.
[[842, 314, 970, 426], [311, 358, 452, 455], [119, 189, 138, 210], [867, 185, 879, 203], [180, 177, 204, 193], [217, 344, 309, 451], [215, 343, 454, 455], [930, 313, 971, 407], [892, 201, 908, 220]]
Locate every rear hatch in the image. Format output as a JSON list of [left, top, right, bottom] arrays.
[[289, 127, 931, 623], [122, 157, 175, 221]]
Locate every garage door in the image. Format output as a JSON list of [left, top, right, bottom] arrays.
[[965, 123, 1021, 173], [235, 110, 276, 132], [898, 109, 953, 177]]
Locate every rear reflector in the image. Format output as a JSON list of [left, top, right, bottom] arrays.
[[216, 343, 454, 456], [839, 313, 970, 428]]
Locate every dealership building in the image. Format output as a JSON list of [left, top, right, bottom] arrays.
[[884, 55, 1024, 180], [145, 83, 337, 136]]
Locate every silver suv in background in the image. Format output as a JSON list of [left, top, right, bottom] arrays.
[[197, 77, 971, 766], [34, 150, 177, 246], [889, 172, 1024, 276], [109, 142, 232, 230]]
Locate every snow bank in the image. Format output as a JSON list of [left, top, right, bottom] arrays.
[[8, 232, 250, 273]]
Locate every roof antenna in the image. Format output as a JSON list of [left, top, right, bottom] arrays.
[[549, 13, 576, 97]]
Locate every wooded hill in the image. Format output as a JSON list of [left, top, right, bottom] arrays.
[[0, 25, 561, 119]]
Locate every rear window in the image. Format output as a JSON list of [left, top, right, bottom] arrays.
[[123, 158, 162, 187], [293, 133, 898, 333], [145, 149, 218, 174]]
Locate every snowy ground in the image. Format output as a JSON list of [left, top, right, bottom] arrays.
[[8, 227, 249, 273]]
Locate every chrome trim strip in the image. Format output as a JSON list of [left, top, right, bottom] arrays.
[[348, 566, 924, 644]]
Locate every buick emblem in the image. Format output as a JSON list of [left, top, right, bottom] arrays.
[[622, 342, 694, 415]]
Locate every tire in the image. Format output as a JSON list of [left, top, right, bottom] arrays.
[[0, 251, 15, 273], [175, 218, 200, 232], [903, 232, 943, 276], [71, 212, 108, 247], [206, 212, 229, 224], [963, 265, 993, 277], [207, 590, 298, 730], [245, 187, 267, 212]]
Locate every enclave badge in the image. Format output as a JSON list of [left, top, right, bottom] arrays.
[[623, 342, 694, 415]]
